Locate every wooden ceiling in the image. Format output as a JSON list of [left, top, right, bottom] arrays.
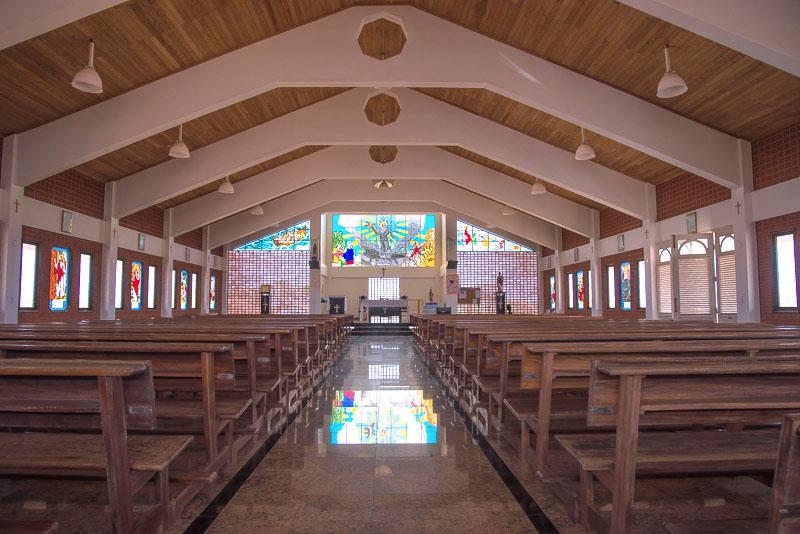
[[440, 146, 605, 210], [1, 0, 797, 141], [156, 145, 329, 209], [76, 87, 348, 182], [419, 87, 684, 185]]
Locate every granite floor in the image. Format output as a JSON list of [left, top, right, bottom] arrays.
[[205, 336, 538, 533]]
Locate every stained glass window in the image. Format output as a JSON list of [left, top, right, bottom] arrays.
[[548, 274, 556, 311], [457, 221, 531, 252], [575, 271, 585, 310], [620, 261, 632, 310], [332, 214, 436, 267], [48, 247, 70, 311], [19, 243, 38, 309], [130, 261, 143, 311], [237, 220, 311, 251], [209, 275, 217, 311], [180, 270, 189, 311]]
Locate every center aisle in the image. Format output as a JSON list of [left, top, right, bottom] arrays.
[[204, 335, 538, 533]]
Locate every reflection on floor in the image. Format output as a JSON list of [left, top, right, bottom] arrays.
[[205, 336, 538, 533]]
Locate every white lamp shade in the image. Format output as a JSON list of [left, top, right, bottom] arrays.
[[250, 204, 264, 216], [657, 71, 688, 98], [574, 141, 596, 161], [169, 140, 190, 159], [531, 181, 547, 195], [71, 66, 103, 94], [501, 207, 515, 216], [218, 178, 235, 194]]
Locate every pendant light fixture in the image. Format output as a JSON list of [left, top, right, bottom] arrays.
[[501, 206, 516, 216], [250, 204, 264, 216], [373, 179, 394, 189], [217, 177, 234, 194], [657, 44, 688, 99], [574, 127, 596, 161], [530, 179, 547, 195], [71, 39, 103, 94], [169, 124, 190, 159]]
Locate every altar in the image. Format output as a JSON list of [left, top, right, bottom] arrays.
[[359, 298, 408, 322]]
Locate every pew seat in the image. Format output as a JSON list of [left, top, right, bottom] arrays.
[[0, 521, 59, 534]]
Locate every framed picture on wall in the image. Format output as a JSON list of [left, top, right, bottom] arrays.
[[617, 234, 625, 252], [137, 233, 146, 251], [61, 210, 74, 234], [686, 212, 698, 234]]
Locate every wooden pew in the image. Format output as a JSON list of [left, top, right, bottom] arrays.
[[556, 357, 800, 533], [0, 358, 193, 533]]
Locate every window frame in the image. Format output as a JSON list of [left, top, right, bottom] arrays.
[[773, 231, 799, 311], [637, 259, 647, 310], [19, 241, 40, 311], [147, 265, 157, 310], [191, 272, 198, 309], [619, 261, 633, 311], [567, 272, 574, 309], [114, 259, 124, 310], [78, 252, 93, 311], [607, 265, 616, 310]]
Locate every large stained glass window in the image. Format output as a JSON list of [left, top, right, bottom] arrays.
[[48, 247, 70, 311], [549, 274, 556, 311], [456, 221, 538, 314], [330, 390, 438, 444], [179, 270, 189, 310], [332, 214, 435, 267], [130, 261, 142, 311], [457, 221, 531, 252], [227, 221, 311, 314], [620, 261, 632, 310]]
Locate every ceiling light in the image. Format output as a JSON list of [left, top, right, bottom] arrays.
[[250, 204, 264, 216], [574, 127, 596, 161], [218, 177, 234, 194], [169, 124, 190, 158], [71, 39, 103, 94], [373, 179, 394, 189], [501, 207, 515, 216], [531, 180, 547, 195], [657, 44, 688, 99]]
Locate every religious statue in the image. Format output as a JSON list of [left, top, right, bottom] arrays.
[[496, 272, 504, 293], [311, 241, 318, 262], [429, 288, 434, 303]]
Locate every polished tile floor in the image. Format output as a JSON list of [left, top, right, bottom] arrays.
[[206, 336, 538, 533]]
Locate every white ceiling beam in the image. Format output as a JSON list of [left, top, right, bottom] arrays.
[[0, 0, 126, 50], [208, 180, 558, 250], [14, 6, 740, 188], [117, 88, 640, 220], [170, 145, 595, 237], [619, 0, 800, 78]]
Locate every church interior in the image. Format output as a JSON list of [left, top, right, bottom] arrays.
[[0, 1, 799, 533]]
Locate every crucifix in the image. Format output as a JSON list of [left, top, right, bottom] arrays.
[[13, 199, 20, 213], [735, 201, 742, 215], [333, 304, 340, 313]]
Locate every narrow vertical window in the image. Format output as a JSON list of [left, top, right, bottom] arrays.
[[576, 270, 585, 310], [49, 247, 70, 311], [775, 233, 798, 309], [147, 265, 157, 309], [191, 272, 198, 309], [548, 274, 555, 311], [637, 260, 647, 309], [607, 265, 616, 309], [209, 274, 217, 311], [114, 259, 123, 310], [567, 272, 574, 309], [180, 270, 189, 310], [171, 269, 176, 309], [620, 261, 632, 310], [79, 253, 92, 309], [19, 243, 38, 309], [588, 269, 592, 309], [130, 261, 143, 311]]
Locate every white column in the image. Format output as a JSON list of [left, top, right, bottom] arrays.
[[443, 214, 458, 311], [643, 184, 659, 320], [161, 209, 175, 318], [0, 135, 23, 324], [221, 243, 229, 315], [589, 211, 603, 318], [554, 228, 565, 314], [309, 215, 321, 313], [732, 139, 761, 323], [99, 182, 119, 320], [200, 226, 211, 315]]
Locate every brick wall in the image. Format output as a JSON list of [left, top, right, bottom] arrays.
[[599, 207, 642, 239], [19, 226, 103, 322], [120, 206, 164, 238], [171, 260, 202, 317], [755, 211, 800, 325], [175, 227, 204, 250], [115, 248, 163, 319], [541, 268, 556, 314], [24, 170, 105, 220], [601, 249, 646, 319], [656, 172, 731, 222], [562, 260, 591, 316], [540, 246, 555, 257], [753, 121, 800, 191], [561, 229, 589, 251], [211, 246, 224, 257]]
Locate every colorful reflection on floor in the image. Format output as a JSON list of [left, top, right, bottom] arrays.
[[330, 389, 438, 444]]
